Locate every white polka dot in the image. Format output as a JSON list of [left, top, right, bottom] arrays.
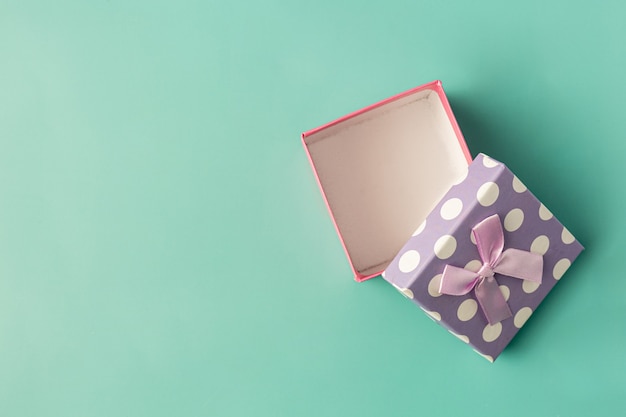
[[428, 274, 443, 297], [504, 208, 524, 232], [452, 169, 468, 185], [473, 350, 495, 363], [539, 204, 553, 220], [449, 330, 469, 343], [561, 228, 575, 244], [513, 307, 533, 328], [482, 156, 499, 168], [434, 235, 457, 259], [465, 259, 482, 272], [470, 230, 477, 245], [477, 182, 499, 207], [512, 176, 527, 193], [391, 283, 413, 298], [398, 250, 420, 273], [522, 280, 541, 294], [440, 198, 463, 220], [553, 258, 571, 280], [499, 285, 510, 301], [530, 235, 550, 255], [399, 288, 414, 298], [482, 322, 503, 342], [421, 308, 441, 321], [412, 219, 427, 236], [457, 299, 478, 321]]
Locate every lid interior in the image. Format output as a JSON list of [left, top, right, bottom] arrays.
[[304, 87, 469, 278]]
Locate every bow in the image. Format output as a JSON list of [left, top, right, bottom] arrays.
[[439, 214, 543, 324]]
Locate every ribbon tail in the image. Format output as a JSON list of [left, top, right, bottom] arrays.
[[439, 265, 481, 296], [475, 276, 512, 325], [494, 248, 543, 283]]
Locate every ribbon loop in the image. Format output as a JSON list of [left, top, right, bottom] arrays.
[[473, 215, 505, 267], [439, 265, 481, 296], [439, 214, 543, 325], [494, 249, 543, 283]]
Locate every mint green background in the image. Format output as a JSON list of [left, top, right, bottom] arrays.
[[0, 1, 623, 416]]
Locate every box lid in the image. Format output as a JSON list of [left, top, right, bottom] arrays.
[[302, 81, 472, 281]]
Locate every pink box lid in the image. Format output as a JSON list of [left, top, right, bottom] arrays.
[[302, 81, 472, 281]]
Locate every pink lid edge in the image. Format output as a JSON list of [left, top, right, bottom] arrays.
[[302, 80, 472, 282]]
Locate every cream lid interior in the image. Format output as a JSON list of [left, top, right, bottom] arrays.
[[304, 85, 470, 279]]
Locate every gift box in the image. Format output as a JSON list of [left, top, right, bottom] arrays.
[[302, 81, 471, 281], [302, 81, 583, 361], [382, 153, 583, 361]]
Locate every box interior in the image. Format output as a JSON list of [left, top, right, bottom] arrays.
[[304, 88, 469, 278]]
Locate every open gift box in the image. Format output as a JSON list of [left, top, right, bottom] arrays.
[[302, 81, 472, 281], [302, 81, 583, 361]]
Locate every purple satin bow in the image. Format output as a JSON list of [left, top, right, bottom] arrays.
[[439, 214, 543, 325]]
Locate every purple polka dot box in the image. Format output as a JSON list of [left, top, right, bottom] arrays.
[[382, 153, 583, 362]]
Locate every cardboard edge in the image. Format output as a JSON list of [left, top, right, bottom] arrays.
[[434, 81, 473, 165], [301, 133, 365, 281]]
